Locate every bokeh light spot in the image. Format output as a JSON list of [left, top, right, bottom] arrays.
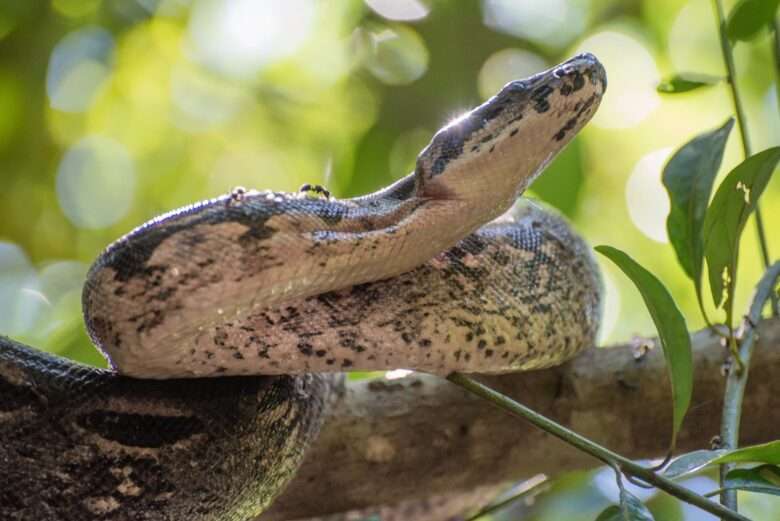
[[84, 19, 178, 154], [761, 85, 780, 149], [31, 261, 88, 349], [170, 63, 251, 132], [56, 135, 136, 229], [575, 30, 660, 129], [188, 0, 316, 79], [389, 127, 431, 178], [668, 0, 723, 76], [362, 25, 429, 85], [625, 148, 672, 243], [0, 242, 42, 336], [478, 48, 547, 100], [365, 0, 429, 21], [47, 26, 114, 113], [481, 0, 589, 49]]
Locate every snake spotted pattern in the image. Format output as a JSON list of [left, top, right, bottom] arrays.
[[0, 54, 606, 520]]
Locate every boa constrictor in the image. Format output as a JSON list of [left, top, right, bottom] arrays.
[[0, 54, 606, 521]]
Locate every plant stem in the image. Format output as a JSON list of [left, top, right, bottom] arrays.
[[446, 373, 750, 521], [464, 476, 549, 521], [719, 262, 780, 512], [711, 0, 771, 271]]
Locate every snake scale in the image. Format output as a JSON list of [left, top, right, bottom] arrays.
[[1, 54, 606, 520]]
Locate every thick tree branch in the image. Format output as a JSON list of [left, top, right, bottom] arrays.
[[259, 318, 780, 521]]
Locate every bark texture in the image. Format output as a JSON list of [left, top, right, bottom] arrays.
[[259, 318, 780, 521]]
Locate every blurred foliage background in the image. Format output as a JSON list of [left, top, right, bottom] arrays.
[[0, 0, 778, 520]]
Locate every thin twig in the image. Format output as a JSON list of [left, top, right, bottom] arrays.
[[446, 373, 750, 521], [464, 476, 549, 521], [719, 262, 780, 512], [711, 0, 772, 272]]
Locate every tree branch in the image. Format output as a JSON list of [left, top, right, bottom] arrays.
[[259, 317, 780, 521]]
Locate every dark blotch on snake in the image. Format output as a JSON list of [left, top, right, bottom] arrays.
[[531, 85, 554, 113], [95, 198, 286, 283], [77, 411, 205, 448], [553, 93, 599, 142], [0, 375, 41, 412]]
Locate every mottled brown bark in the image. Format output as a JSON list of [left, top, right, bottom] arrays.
[[260, 318, 780, 521]]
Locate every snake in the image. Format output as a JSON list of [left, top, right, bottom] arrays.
[[0, 53, 606, 521]]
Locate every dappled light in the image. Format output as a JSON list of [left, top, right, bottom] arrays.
[[481, 0, 589, 49], [56, 135, 136, 229], [365, 0, 430, 22], [359, 24, 429, 85], [46, 26, 114, 112], [575, 30, 661, 129], [669, 0, 726, 76], [0, 242, 40, 336], [187, 0, 316, 80], [478, 48, 547, 101], [625, 148, 673, 244]]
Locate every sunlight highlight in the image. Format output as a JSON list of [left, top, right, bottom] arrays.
[[575, 30, 660, 129], [188, 0, 316, 79], [478, 48, 547, 101], [668, 0, 723, 76], [481, 0, 588, 49], [56, 136, 136, 229], [46, 27, 114, 112], [365, 0, 429, 21], [625, 148, 672, 244], [385, 369, 413, 380], [0, 243, 41, 337]]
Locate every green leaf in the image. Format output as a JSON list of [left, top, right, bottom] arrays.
[[714, 440, 780, 465], [663, 449, 727, 479], [723, 465, 780, 496], [594, 490, 655, 521], [662, 118, 733, 313], [726, 0, 780, 42], [595, 246, 692, 450], [703, 147, 780, 321], [657, 73, 722, 94], [662, 442, 780, 478]]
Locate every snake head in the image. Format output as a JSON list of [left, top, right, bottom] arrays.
[[415, 53, 606, 215]]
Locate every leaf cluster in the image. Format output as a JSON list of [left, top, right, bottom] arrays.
[[593, 2, 780, 517]]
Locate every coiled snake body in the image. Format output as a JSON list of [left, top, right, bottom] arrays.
[[1, 54, 606, 520]]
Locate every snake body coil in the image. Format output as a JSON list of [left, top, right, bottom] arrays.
[[1, 54, 606, 520]]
